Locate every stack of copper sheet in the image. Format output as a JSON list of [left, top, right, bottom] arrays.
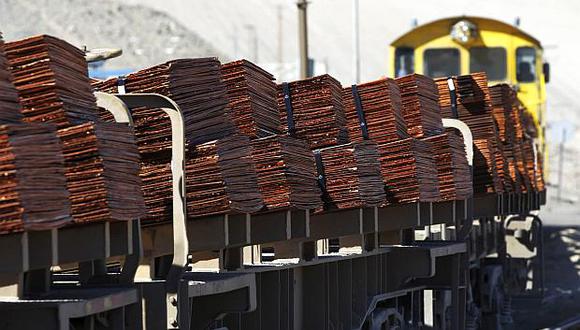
[[535, 151, 546, 191], [502, 139, 520, 192], [437, 73, 507, 194], [315, 141, 385, 211], [186, 135, 264, 219], [377, 138, 440, 204], [93, 58, 237, 156], [473, 139, 502, 194], [395, 74, 444, 138], [0, 123, 71, 234], [251, 135, 321, 210], [342, 78, 408, 144], [5, 35, 100, 127], [489, 84, 515, 144], [57, 122, 145, 223], [435, 73, 496, 140], [141, 135, 265, 223], [502, 108, 523, 193], [221, 60, 281, 138], [522, 140, 537, 191], [493, 140, 513, 192], [276, 74, 349, 149], [6, 35, 146, 224], [511, 102, 525, 142], [139, 161, 173, 222], [0, 38, 22, 123], [491, 83, 528, 192], [75, 93, 168, 160], [489, 84, 516, 192], [503, 147, 522, 193], [455, 73, 489, 104], [509, 103, 533, 192], [122, 107, 173, 158], [422, 132, 472, 200], [521, 109, 539, 139], [514, 143, 531, 192]]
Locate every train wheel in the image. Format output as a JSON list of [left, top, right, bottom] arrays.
[[480, 265, 513, 329]]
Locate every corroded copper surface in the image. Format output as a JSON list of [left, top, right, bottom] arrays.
[[276, 74, 349, 149], [251, 135, 321, 211], [0, 123, 71, 234], [343, 77, 407, 144], [221, 59, 281, 138]]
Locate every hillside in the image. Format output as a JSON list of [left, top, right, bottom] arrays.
[[0, 0, 226, 71]]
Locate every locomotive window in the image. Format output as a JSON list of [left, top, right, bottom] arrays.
[[516, 47, 536, 82], [395, 47, 414, 77], [470, 47, 507, 80], [424, 48, 460, 78]]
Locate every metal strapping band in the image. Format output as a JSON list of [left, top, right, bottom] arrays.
[[117, 75, 127, 95], [282, 82, 296, 137], [351, 84, 369, 140], [447, 77, 458, 119], [314, 150, 332, 206]]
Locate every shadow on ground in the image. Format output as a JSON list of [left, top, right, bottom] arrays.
[[512, 226, 580, 329]]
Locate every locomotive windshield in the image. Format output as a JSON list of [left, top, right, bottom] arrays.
[[394, 47, 414, 77], [470, 47, 507, 81], [517, 47, 537, 82], [423, 48, 460, 78]]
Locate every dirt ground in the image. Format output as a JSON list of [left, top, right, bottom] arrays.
[[511, 225, 580, 329]]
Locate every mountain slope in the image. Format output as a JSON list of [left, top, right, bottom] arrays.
[[0, 0, 226, 71]]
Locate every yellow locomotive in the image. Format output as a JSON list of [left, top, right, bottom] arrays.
[[389, 16, 549, 158]]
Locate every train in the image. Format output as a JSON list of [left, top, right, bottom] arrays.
[[389, 16, 549, 165], [0, 17, 549, 330]]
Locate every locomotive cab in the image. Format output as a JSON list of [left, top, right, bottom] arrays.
[[389, 16, 548, 159]]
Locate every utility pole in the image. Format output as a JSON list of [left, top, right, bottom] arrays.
[[245, 24, 258, 63], [232, 27, 239, 58], [277, 5, 284, 79], [297, 0, 309, 79], [352, 0, 360, 83]]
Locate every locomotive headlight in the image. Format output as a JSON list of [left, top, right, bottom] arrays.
[[450, 19, 478, 44]]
